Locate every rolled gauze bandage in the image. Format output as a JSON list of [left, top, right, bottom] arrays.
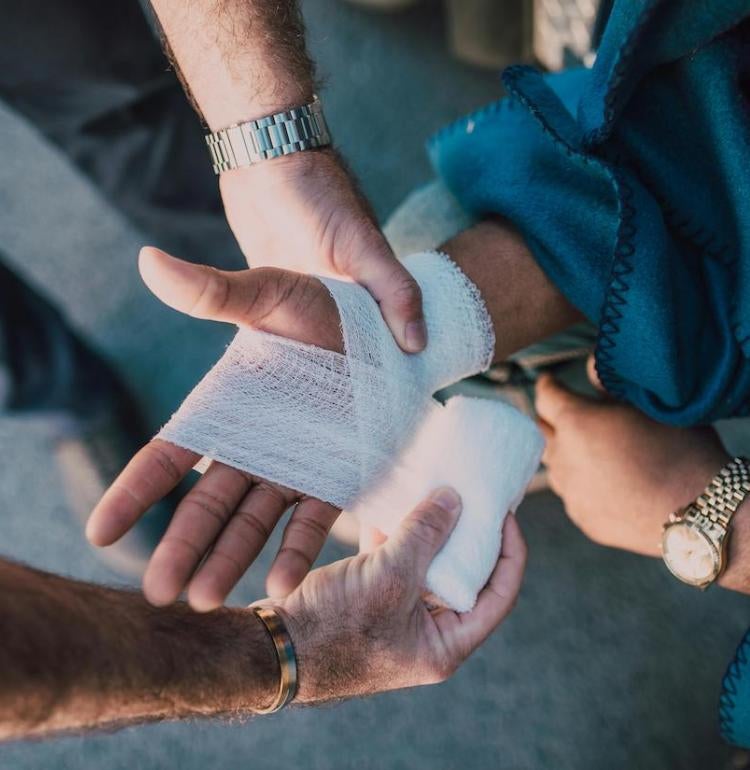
[[158, 251, 544, 610], [350, 396, 543, 611], [158, 251, 494, 506]]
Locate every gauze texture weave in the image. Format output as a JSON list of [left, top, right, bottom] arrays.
[[351, 396, 543, 611], [158, 251, 544, 610], [158, 251, 495, 507]]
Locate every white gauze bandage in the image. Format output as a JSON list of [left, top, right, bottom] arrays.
[[158, 251, 543, 611]]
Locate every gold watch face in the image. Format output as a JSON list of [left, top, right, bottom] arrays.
[[662, 522, 720, 586], [662, 521, 721, 586]]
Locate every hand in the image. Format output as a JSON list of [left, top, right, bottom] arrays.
[[263, 488, 527, 703], [535, 372, 729, 555], [220, 149, 427, 352], [87, 248, 345, 610]]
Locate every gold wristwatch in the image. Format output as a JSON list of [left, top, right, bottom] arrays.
[[661, 456, 750, 588]]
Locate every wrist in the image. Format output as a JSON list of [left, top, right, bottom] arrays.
[[159, 608, 279, 717], [219, 145, 339, 187], [279, 604, 319, 705], [441, 220, 582, 363], [660, 436, 731, 517], [280, 601, 373, 706], [232, 610, 281, 712], [720, 495, 750, 593]]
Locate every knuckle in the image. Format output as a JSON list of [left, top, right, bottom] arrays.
[[275, 545, 314, 572], [404, 505, 447, 548], [234, 508, 273, 543], [191, 267, 230, 317], [254, 480, 295, 508], [143, 443, 182, 484], [286, 513, 329, 543], [206, 549, 245, 580], [388, 275, 422, 314], [184, 489, 231, 526], [158, 534, 202, 562]]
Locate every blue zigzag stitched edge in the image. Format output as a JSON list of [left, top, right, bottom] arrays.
[[719, 626, 750, 745], [593, 169, 635, 400]]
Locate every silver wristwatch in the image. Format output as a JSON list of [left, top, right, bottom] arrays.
[[205, 96, 331, 175]]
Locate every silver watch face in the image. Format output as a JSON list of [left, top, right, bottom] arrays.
[[662, 522, 720, 586]]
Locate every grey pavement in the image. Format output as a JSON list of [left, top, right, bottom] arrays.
[[1, 1, 749, 768]]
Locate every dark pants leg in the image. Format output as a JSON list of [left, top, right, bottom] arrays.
[[0, 0, 219, 412], [0, 254, 131, 415], [0, 0, 218, 215]]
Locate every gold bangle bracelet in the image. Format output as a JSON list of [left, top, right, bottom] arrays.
[[252, 606, 298, 714]]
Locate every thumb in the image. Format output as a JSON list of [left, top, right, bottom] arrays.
[[139, 246, 275, 324], [384, 487, 462, 580], [138, 247, 343, 351], [534, 373, 586, 427], [344, 237, 427, 354]]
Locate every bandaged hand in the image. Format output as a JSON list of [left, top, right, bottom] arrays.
[[89, 245, 543, 614], [87, 247, 346, 610]]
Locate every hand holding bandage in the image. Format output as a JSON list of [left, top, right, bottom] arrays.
[[88, 249, 543, 612]]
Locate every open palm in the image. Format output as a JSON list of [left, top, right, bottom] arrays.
[[86, 247, 345, 610]]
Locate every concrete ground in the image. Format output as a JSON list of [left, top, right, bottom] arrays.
[[1, 1, 749, 768]]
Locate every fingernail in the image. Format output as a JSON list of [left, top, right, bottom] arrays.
[[430, 486, 462, 513], [404, 319, 427, 352]]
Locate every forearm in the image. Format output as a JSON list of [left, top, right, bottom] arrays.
[[0, 559, 277, 740], [441, 217, 583, 364], [148, 0, 314, 129], [207, 215, 581, 362]]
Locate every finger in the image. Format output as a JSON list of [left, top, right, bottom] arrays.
[[586, 354, 606, 392], [541, 441, 554, 467], [447, 513, 527, 650], [359, 522, 388, 553], [534, 373, 581, 427], [384, 487, 462, 579], [138, 247, 343, 352], [539, 419, 555, 466], [186, 481, 294, 611], [142, 462, 252, 606], [537, 418, 554, 443], [343, 238, 426, 353], [266, 497, 341, 599], [86, 439, 199, 546]]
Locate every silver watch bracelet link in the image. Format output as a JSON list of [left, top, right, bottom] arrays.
[[205, 97, 331, 175]]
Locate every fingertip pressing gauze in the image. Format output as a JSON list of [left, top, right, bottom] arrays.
[[350, 396, 544, 612]]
